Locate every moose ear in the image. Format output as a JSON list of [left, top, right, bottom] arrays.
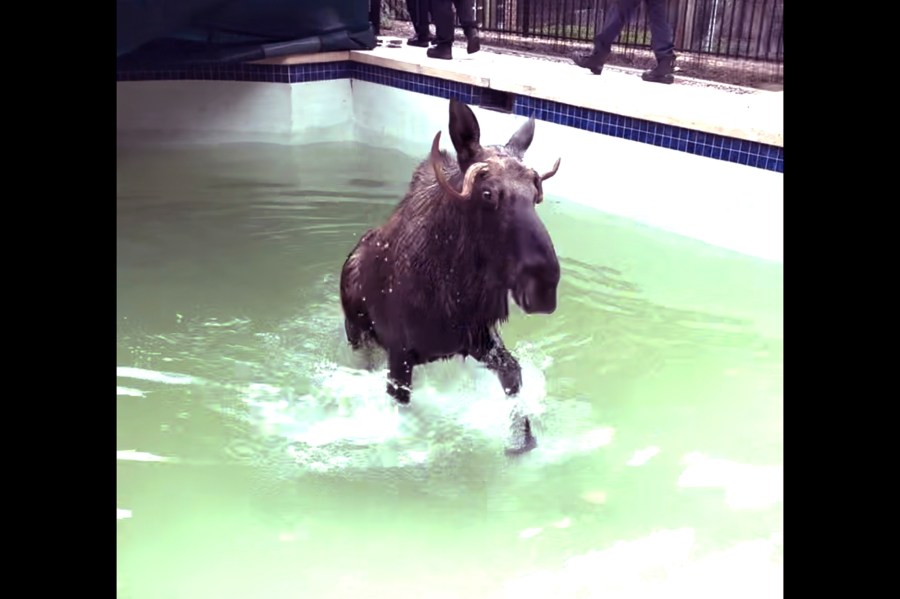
[[448, 97, 482, 169], [505, 115, 535, 158]]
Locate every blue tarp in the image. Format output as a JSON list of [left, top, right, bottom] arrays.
[[117, 0, 376, 64]]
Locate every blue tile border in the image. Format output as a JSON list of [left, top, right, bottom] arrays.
[[352, 62, 483, 105], [511, 94, 783, 173], [116, 60, 783, 173], [116, 61, 352, 84]]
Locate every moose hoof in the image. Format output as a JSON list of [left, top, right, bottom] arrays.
[[386, 381, 410, 404], [500, 371, 522, 396], [505, 433, 538, 456], [505, 418, 538, 456], [506, 417, 537, 456]]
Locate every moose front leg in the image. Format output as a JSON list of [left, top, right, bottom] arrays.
[[386, 349, 415, 404], [470, 327, 537, 455], [471, 326, 522, 395]]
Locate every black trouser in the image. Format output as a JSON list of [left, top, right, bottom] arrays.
[[594, 0, 674, 58], [406, 0, 431, 39], [432, 0, 478, 47]]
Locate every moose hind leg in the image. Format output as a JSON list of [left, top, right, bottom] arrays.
[[387, 349, 415, 405], [344, 317, 365, 349]]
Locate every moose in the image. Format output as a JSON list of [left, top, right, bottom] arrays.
[[339, 97, 561, 454]]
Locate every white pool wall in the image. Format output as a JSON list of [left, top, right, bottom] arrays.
[[117, 78, 782, 262], [351, 82, 782, 263], [116, 79, 354, 144]]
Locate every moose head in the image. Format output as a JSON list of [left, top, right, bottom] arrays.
[[429, 98, 562, 314]]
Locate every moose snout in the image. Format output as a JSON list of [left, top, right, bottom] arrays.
[[513, 247, 560, 315], [515, 270, 559, 314], [512, 222, 560, 314]]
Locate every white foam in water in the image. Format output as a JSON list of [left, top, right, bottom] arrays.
[[230, 352, 554, 473], [116, 367, 199, 386], [627, 446, 661, 466], [504, 527, 782, 599], [116, 386, 145, 397], [519, 527, 544, 539], [237, 368, 403, 447], [116, 450, 178, 463], [677, 452, 783, 510], [198, 311, 617, 475], [522, 424, 615, 467]]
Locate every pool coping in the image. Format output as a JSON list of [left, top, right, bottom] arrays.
[[253, 45, 783, 149]]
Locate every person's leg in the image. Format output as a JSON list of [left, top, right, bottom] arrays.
[[452, 0, 477, 28], [642, 0, 677, 83], [595, 0, 641, 52], [406, 0, 431, 46], [428, 0, 455, 59], [452, 0, 480, 53], [573, 0, 641, 74]]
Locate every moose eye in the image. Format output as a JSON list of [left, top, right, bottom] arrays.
[[482, 190, 492, 201]]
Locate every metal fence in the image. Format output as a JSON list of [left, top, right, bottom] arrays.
[[375, 0, 783, 83]]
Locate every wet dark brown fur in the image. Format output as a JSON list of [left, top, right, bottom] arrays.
[[339, 98, 561, 454]]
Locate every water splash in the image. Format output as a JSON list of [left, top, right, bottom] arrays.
[[116, 274, 615, 482], [218, 352, 554, 476]]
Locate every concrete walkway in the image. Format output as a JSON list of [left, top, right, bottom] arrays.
[[258, 39, 783, 148]]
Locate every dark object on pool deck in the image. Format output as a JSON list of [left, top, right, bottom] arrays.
[[339, 98, 561, 455], [116, 0, 377, 63]]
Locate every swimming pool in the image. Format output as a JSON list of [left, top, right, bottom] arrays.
[[117, 51, 783, 598]]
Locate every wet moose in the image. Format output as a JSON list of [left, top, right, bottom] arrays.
[[339, 97, 561, 454]]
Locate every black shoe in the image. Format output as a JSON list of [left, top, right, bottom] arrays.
[[466, 30, 481, 54], [572, 48, 610, 75], [642, 55, 676, 84], [406, 35, 431, 48], [427, 44, 452, 60]]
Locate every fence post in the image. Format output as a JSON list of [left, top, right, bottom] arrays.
[[593, 0, 605, 36], [674, 0, 697, 51], [521, 0, 530, 36]]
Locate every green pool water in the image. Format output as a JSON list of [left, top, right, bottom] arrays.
[[117, 140, 783, 598]]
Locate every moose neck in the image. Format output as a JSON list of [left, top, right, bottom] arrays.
[[383, 157, 513, 325], [419, 198, 511, 321]]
